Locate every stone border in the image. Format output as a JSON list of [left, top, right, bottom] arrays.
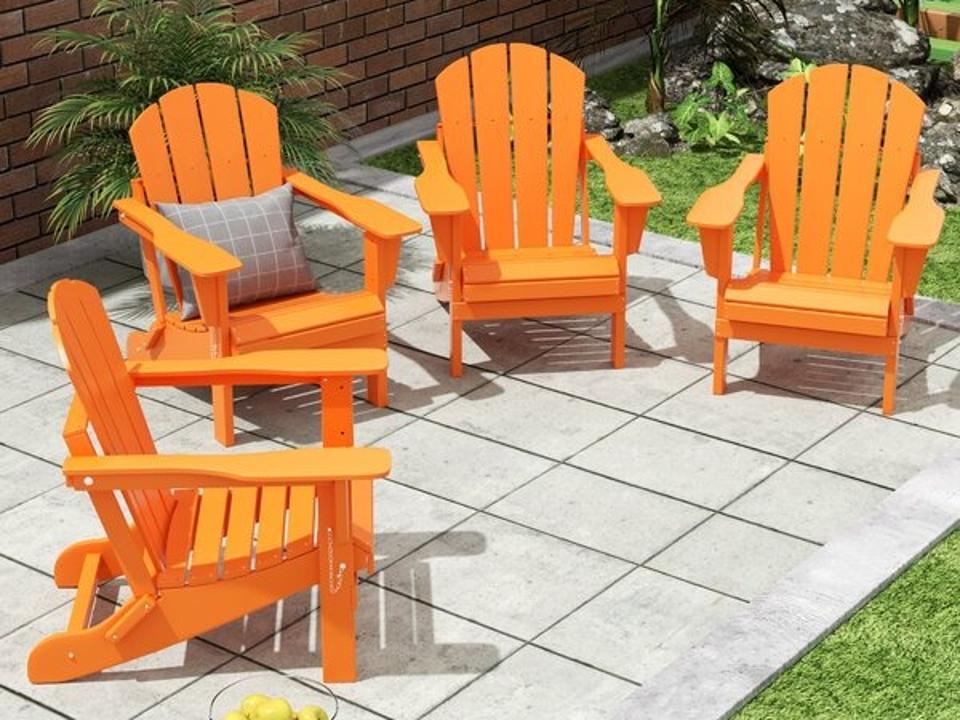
[[615, 453, 960, 720]]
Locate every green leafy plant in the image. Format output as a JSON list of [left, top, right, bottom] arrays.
[[896, 0, 921, 27], [673, 62, 760, 149], [781, 57, 818, 81], [28, 0, 340, 241]]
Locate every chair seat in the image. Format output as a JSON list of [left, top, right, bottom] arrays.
[[723, 271, 892, 336], [461, 246, 621, 302]]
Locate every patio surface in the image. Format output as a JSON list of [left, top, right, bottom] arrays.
[[1, 165, 959, 719]]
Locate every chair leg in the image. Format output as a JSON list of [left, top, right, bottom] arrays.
[[318, 482, 358, 683], [904, 296, 915, 316], [611, 311, 626, 369], [882, 352, 898, 416], [713, 337, 729, 395], [450, 318, 463, 378], [212, 384, 235, 447], [366, 371, 388, 407]]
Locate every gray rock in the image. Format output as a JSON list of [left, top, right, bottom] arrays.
[[954, 51, 960, 82], [615, 114, 679, 157], [890, 64, 940, 98], [920, 116, 960, 203], [583, 88, 622, 141]]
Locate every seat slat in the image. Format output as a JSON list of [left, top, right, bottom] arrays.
[[510, 43, 549, 248], [865, 82, 926, 281], [286, 485, 317, 558], [463, 253, 619, 284], [157, 86, 215, 203], [472, 45, 515, 250], [766, 75, 807, 272], [223, 487, 258, 578], [463, 276, 621, 303], [196, 84, 253, 200], [796, 65, 849, 274], [549, 53, 586, 247], [189, 488, 229, 585], [831, 66, 891, 278], [725, 271, 890, 317], [256, 486, 288, 570]]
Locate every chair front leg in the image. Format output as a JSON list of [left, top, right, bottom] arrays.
[[194, 275, 235, 446]]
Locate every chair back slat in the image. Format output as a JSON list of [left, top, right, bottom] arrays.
[[237, 89, 284, 194], [548, 51, 586, 247], [196, 83, 254, 200], [472, 44, 516, 250], [436, 56, 483, 252], [865, 81, 925, 281], [157, 86, 216, 203], [765, 65, 925, 281], [765, 74, 807, 272], [831, 66, 890, 278], [510, 43, 549, 248], [795, 64, 848, 275], [48, 280, 173, 570], [434, 43, 586, 251], [129, 105, 180, 205]]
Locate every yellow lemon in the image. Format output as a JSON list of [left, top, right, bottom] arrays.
[[252, 697, 295, 720], [223, 712, 248, 720], [241, 695, 271, 716], [298, 706, 330, 720]]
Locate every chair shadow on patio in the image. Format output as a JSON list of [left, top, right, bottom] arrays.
[[74, 530, 494, 683]]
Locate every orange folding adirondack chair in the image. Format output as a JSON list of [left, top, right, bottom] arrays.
[[416, 43, 662, 376], [29, 279, 390, 684], [688, 64, 944, 414], [116, 83, 421, 446]]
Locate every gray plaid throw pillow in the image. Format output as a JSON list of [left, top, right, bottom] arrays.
[[158, 184, 315, 320]]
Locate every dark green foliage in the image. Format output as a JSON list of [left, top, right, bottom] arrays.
[[28, 0, 340, 240], [673, 62, 762, 149]]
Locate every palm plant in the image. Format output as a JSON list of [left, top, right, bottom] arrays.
[[28, 0, 340, 241], [897, 0, 921, 27]]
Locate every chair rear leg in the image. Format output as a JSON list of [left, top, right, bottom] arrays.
[[904, 297, 915, 316], [882, 352, 898, 415], [212, 384, 235, 447], [713, 337, 729, 395], [366, 371, 388, 407], [611, 311, 626, 369], [450, 318, 463, 378], [318, 482, 358, 683]]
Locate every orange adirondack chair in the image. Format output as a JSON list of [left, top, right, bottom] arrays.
[[29, 279, 390, 684], [116, 83, 421, 446], [416, 43, 662, 375], [688, 64, 944, 414]]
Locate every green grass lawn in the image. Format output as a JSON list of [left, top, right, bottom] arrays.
[[368, 59, 960, 302]]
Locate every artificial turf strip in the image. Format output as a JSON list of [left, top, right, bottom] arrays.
[[735, 530, 960, 720]]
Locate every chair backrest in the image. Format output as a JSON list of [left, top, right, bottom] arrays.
[[765, 64, 925, 282], [435, 43, 587, 252], [129, 83, 284, 206], [48, 279, 174, 566]]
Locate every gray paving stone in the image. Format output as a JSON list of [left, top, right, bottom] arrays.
[[0, 604, 233, 720], [0, 348, 67, 413], [662, 269, 718, 307], [0, 446, 62, 514], [647, 515, 818, 600], [422, 645, 638, 720], [726, 463, 891, 544], [386, 344, 494, 417], [350, 233, 439, 293], [0, 314, 133, 369], [247, 582, 520, 720], [898, 319, 960, 363], [381, 419, 555, 508], [380, 512, 631, 638], [869, 363, 960, 435], [298, 224, 365, 267], [510, 335, 707, 414], [936, 341, 960, 370], [0, 687, 63, 718], [19, 259, 142, 299], [428, 375, 632, 460], [0, 558, 70, 639], [570, 417, 785, 509], [538, 568, 743, 684], [98, 279, 164, 330], [488, 464, 709, 563], [625, 253, 700, 293], [0, 292, 46, 330], [391, 307, 578, 373], [799, 412, 960, 489], [728, 344, 927, 408], [648, 375, 858, 457]]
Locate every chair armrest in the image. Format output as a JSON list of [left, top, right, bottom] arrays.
[[113, 198, 242, 278], [415, 140, 471, 216], [285, 171, 422, 239], [889, 169, 944, 250], [126, 349, 388, 388], [63, 447, 391, 491], [687, 154, 765, 230], [584, 134, 662, 208]]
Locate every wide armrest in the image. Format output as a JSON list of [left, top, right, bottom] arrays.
[[63, 447, 391, 490], [415, 140, 470, 216], [285, 171, 422, 239], [584, 134, 662, 208], [126, 349, 388, 387], [889, 169, 944, 250], [687, 154, 765, 230], [114, 198, 242, 277]]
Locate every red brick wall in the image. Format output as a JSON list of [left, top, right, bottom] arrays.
[[0, 0, 649, 262]]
